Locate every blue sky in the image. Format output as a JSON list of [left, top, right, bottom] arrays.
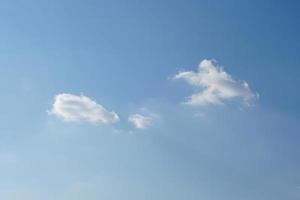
[[0, 0, 300, 199]]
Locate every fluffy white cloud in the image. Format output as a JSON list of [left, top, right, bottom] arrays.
[[174, 59, 258, 106], [50, 93, 119, 124], [128, 114, 152, 129]]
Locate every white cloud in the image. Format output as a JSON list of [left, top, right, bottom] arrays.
[[128, 114, 152, 129], [174, 59, 258, 106], [49, 93, 119, 124]]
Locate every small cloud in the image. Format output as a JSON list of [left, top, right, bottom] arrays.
[[138, 107, 160, 118], [49, 93, 119, 124], [174, 59, 258, 106], [128, 114, 153, 129]]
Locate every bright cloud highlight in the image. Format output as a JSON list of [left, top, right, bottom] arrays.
[[50, 93, 119, 124], [174, 59, 258, 106]]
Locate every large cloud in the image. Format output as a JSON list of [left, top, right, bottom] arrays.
[[128, 114, 153, 129], [174, 59, 258, 106], [50, 93, 119, 124]]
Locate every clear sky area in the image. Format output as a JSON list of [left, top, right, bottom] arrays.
[[0, 0, 300, 199]]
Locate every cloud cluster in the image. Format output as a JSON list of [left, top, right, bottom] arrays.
[[50, 93, 119, 124], [128, 114, 153, 129], [48, 59, 257, 129], [49, 93, 154, 130], [174, 59, 258, 106]]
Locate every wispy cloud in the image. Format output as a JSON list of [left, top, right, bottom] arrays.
[[128, 114, 153, 129], [49, 93, 119, 124], [174, 59, 258, 106]]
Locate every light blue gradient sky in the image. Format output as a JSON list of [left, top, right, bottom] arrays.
[[0, 0, 300, 199]]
